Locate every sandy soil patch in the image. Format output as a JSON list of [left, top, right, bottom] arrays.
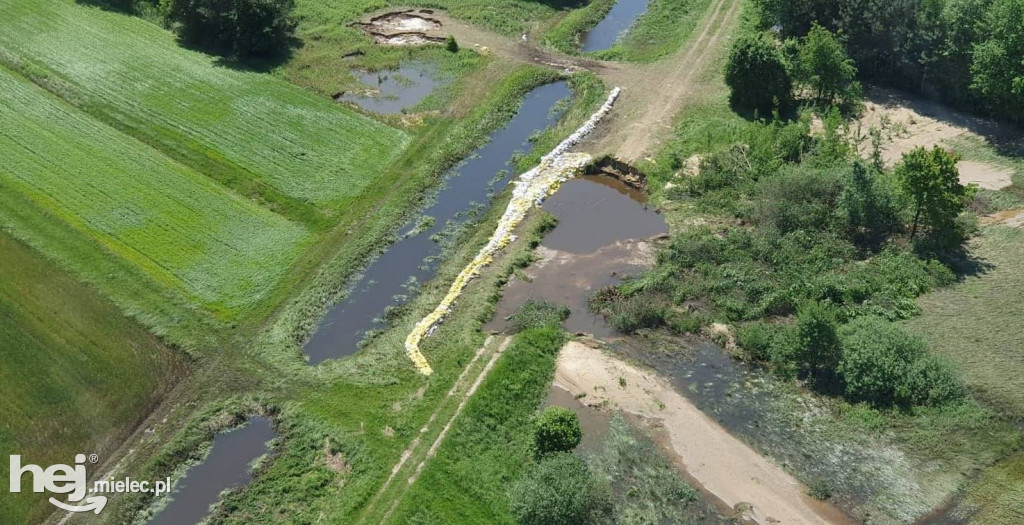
[[982, 208, 1024, 229], [957, 160, 1014, 190], [853, 87, 1018, 190], [555, 341, 853, 525]]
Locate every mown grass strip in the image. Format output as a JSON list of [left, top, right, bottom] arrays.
[[0, 68, 309, 318], [0, 0, 408, 213], [386, 326, 566, 525]]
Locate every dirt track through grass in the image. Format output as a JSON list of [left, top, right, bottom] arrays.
[[356, 336, 510, 525], [598, 0, 742, 160]]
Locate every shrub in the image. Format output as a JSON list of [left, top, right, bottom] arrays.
[[508, 300, 570, 333], [534, 407, 582, 456], [725, 32, 794, 114], [751, 165, 843, 234], [509, 453, 613, 525], [838, 316, 963, 407], [445, 35, 459, 53], [607, 294, 666, 333]]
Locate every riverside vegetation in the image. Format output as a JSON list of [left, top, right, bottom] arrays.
[[591, 7, 1023, 522]]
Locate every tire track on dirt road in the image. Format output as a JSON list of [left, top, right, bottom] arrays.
[[600, 0, 741, 161]]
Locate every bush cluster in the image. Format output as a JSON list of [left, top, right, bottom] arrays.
[[509, 453, 612, 525], [163, 0, 296, 59], [597, 111, 972, 409]]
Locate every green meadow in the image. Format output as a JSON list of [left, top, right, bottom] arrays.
[[0, 68, 310, 317], [0, 0, 408, 214], [0, 232, 186, 525]]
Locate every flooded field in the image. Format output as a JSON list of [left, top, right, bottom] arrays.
[[583, 0, 651, 52], [609, 336, 965, 523], [149, 417, 275, 525], [488, 174, 666, 336], [335, 61, 442, 114], [304, 82, 571, 364]]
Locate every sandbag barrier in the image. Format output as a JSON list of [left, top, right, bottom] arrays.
[[404, 87, 622, 375]]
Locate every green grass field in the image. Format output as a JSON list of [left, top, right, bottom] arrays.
[[0, 0, 408, 214], [0, 68, 310, 317], [0, 232, 186, 524], [906, 225, 1024, 420]]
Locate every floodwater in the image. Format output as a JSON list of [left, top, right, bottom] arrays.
[[336, 62, 441, 114], [582, 0, 651, 52], [613, 337, 938, 523], [487, 174, 666, 337], [149, 417, 275, 525], [304, 81, 571, 364], [541, 175, 666, 254]]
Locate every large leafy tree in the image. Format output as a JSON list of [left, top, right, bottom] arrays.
[[795, 23, 860, 105], [970, 0, 1024, 117], [164, 0, 296, 59], [894, 146, 973, 246], [725, 33, 794, 114]]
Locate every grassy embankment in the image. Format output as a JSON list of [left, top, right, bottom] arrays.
[[0, 232, 186, 524], [97, 66, 608, 523], [543, 0, 716, 62], [0, 1, 606, 522]]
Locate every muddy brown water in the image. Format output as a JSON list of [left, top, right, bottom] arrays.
[[336, 62, 443, 114], [304, 81, 571, 364], [583, 0, 651, 52], [541, 174, 666, 254], [488, 174, 666, 337], [148, 417, 275, 525]]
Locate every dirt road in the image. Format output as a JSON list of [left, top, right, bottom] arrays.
[[361, 0, 744, 161], [594, 0, 743, 160], [555, 341, 855, 525]]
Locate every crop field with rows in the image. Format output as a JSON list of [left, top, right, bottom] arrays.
[[0, 68, 310, 316], [0, 0, 408, 209]]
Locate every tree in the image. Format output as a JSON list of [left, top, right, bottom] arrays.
[[725, 32, 794, 114], [839, 160, 899, 250], [534, 406, 582, 456], [795, 23, 860, 105], [969, 0, 1024, 119], [795, 301, 842, 392], [445, 34, 459, 53], [509, 453, 613, 525], [164, 0, 296, 59], [894, 146, 973, 247]]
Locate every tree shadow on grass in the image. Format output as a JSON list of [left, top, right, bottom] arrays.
[[210, 35, 303, 74]]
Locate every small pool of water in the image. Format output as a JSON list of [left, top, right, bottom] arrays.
[[305, 81, 571, 364], [582, 0, 651, 52], [487, 175, 666, 337], [336, 62, 441, 114], [541, 175, 666, 254], [149, 417, 275, 525]]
